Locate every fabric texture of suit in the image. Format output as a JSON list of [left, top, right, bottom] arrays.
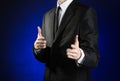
[[33, 0, 100, 81]]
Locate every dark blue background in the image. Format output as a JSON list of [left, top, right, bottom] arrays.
[[1, 0, 120, 81]]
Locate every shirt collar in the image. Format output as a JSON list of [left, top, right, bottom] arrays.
[[57, 0, 73, 12]]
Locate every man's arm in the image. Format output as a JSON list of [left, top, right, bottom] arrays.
[[78, 7, 100, 68], [66, 7, 99, 68], [33, 15, 50, 63], [33, 47, 50, 63]]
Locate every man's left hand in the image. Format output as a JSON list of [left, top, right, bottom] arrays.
[[66, 35, 82, 60]]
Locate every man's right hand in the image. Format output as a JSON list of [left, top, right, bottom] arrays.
[[34, 26, 46, 49]]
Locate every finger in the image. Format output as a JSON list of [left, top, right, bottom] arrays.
[[67, 52, 75, 56], [37, 44, 46, 49], [74, 35, 79, 46], [37, 26, 42, 36], [35, 41, 46, 47], [66, 48, 71, 53], [67, 54, 75, 59], [67, 49, 77, 54], [37, 39, 46, 43], [67, 52, 79, 60], [37, 36, 46, 42], [37, 45, 46, 48], [67, 55, 74, 59], [36, 42, 46, 45], [71, 44, 76, 49], [35, 39, 46, 45]]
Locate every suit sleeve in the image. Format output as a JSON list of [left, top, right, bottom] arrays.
[[79, 8, 100, 68], [33, 15, 50, 63]]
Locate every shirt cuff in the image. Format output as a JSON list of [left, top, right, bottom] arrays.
[[34, 48, 41, 55], [77, 48, 85, 64]]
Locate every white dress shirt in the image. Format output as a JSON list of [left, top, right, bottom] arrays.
[[57, 0, 85, 64]]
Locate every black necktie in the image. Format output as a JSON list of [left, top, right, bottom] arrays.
[[54, 6, 61, 33]]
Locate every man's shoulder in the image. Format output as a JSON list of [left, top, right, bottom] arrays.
[[77, 2, 91, 10], [44, 7, 56, 16], [76, 1, 96, 13]]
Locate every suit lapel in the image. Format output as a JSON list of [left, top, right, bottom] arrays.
[[45, 8, 56, 47], [53, 1, 78, 43]]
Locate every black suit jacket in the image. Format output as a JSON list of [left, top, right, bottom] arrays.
[[33, 0, 100, 81]]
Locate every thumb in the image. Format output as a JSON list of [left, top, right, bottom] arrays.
[[37, 26, 42, 36], [74, 35, 79, 46]]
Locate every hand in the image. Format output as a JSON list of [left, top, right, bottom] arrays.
[[34, 26, 46, 49], [66, 35, 81, 60]]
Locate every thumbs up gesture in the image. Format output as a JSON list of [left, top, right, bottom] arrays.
[[66, 35, 82, 60], [34, 26, 46, 49]]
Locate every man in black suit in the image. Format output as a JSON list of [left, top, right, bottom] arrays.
[[33, 0, 100, 81]]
